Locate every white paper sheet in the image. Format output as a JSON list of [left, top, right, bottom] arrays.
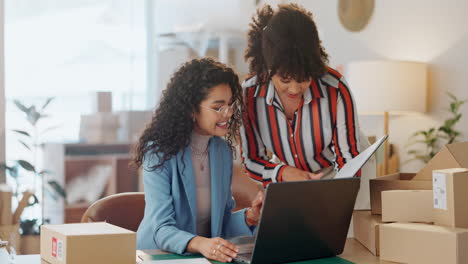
[[334, 135, 387, 179]]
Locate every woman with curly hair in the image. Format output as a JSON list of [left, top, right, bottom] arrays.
[[241, 3, 361, 185], [134, 58, 262, 262]]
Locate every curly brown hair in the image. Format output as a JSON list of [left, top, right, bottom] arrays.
[[133, 58, 243, 170], [245, 3, 329, 84]]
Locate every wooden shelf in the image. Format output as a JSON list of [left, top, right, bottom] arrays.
[[42, 143, 140, 224]]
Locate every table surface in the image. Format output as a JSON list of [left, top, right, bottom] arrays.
[[15, 238, 397, 264]]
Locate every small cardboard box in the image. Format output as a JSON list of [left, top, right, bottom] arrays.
[[370, 173, 432, 214], [40, 222, 135, 264], [79, 113, 120, 143], [0, 184, 12, 225], [117, 111, 152, 142], [380, 223, 468, 264], [433, 168, 468, 228], [352, 210, 383, 256], [91, 91, 112, 113], [381, 190, 433, 223], [414, 141, 468, 181]]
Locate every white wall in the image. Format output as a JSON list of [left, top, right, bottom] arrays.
[[0, 0, 5, 183], [291, 0, 468, 172]]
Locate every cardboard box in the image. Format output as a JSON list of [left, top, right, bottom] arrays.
[[0, 184, 12, 225], [433, 168, 468, 228], [40, 222, 135, 264], [414, 141, 468, 181], [117, 111, 152, 143], [370, 173, 432, 214], [353, 210, 383, 256], [380, 223, 468, 264], [91, 91, 112, 113], [79, 113, 120, 143], [382, 190, 433, 223]]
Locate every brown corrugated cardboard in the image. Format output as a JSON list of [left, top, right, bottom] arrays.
[[432, 168, 468, 228], [380, 223, 468, 264], [381, 190, 433, 223], [352, 210, 383, 256], [40, 222, 135, 264], [369, 173, 432, 214], [414, 141, 468, 181], [0, 184, 12, 225]]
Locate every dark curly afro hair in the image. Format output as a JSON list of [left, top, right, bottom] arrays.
[[133, 58, 243, 171], [245, 3, 329, 84]]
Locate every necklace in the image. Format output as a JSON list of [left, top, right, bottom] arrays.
[[190, 144, 209, 171]]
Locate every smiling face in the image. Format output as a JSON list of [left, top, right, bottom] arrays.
[[193, 83, 233, 137], [271, 74, 311, 103]]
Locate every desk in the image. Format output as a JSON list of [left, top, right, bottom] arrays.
[[15, 239, 394, 264]]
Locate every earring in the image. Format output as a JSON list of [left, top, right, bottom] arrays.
[[192, 116, 196, 123]]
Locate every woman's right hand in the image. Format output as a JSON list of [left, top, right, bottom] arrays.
[[187, 236, 239, 263], [282, 166, 324, 182]]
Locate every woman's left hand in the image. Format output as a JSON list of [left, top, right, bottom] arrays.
[[245, 190, 264, 226]]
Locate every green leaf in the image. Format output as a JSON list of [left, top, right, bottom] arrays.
[[44, 187, 58, 201], [26, 106, 41, 126], [17, 160, 36, 172], [13, 100, 29, 113], [48, 180, 66, 198], [38, 170, 53, 176], [8, 165, 19, 178], [19, 140, 31, 150], [0, 164, 14, 177], [40, 126, 59, 135], [447, 91, 457, 101], [12, 129, 31, 137], [41, 97, 54, 111]]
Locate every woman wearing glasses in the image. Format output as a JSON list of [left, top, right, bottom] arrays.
[[241, 4, 361, 186], [134, 58, 263, 263]]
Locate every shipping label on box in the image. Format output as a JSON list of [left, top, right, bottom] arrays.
[[432, 168, 468, 228], [433, 171, 447, 210]]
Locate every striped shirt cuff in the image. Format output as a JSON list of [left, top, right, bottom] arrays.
[[273, 165, 287, 183]]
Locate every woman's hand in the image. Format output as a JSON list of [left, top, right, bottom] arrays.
[[187, 236, 239, 263], [245, 190, 264, 226], [282, 166, 324, 182]]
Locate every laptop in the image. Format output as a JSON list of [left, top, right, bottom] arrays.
[[231, 135, 387, 264]]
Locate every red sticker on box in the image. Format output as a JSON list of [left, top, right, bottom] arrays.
[[52, 237, 57, 258]]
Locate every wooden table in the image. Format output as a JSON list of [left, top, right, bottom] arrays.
[[16, 239, 396, 264]]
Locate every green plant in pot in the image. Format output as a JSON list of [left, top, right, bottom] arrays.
[[0, 97, 66, 236], [406, 92, 467, 164]]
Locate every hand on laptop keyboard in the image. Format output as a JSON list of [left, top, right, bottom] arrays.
[[187, 236, 239, 263]]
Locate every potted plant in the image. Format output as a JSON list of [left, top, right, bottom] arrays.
[[406, 92, 467, 164], [0, 97, 65, 254]]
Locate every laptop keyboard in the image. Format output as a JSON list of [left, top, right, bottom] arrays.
[[235, 253, 253, 264]]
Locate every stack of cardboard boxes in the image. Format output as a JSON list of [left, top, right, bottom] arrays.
[[353, 141, 468, 263]]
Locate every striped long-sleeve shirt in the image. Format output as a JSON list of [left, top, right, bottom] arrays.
[[240, 68, 360, 187]]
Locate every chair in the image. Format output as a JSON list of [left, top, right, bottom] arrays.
[[81, 192, 145, 232], [81, 164, 263, 231]]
